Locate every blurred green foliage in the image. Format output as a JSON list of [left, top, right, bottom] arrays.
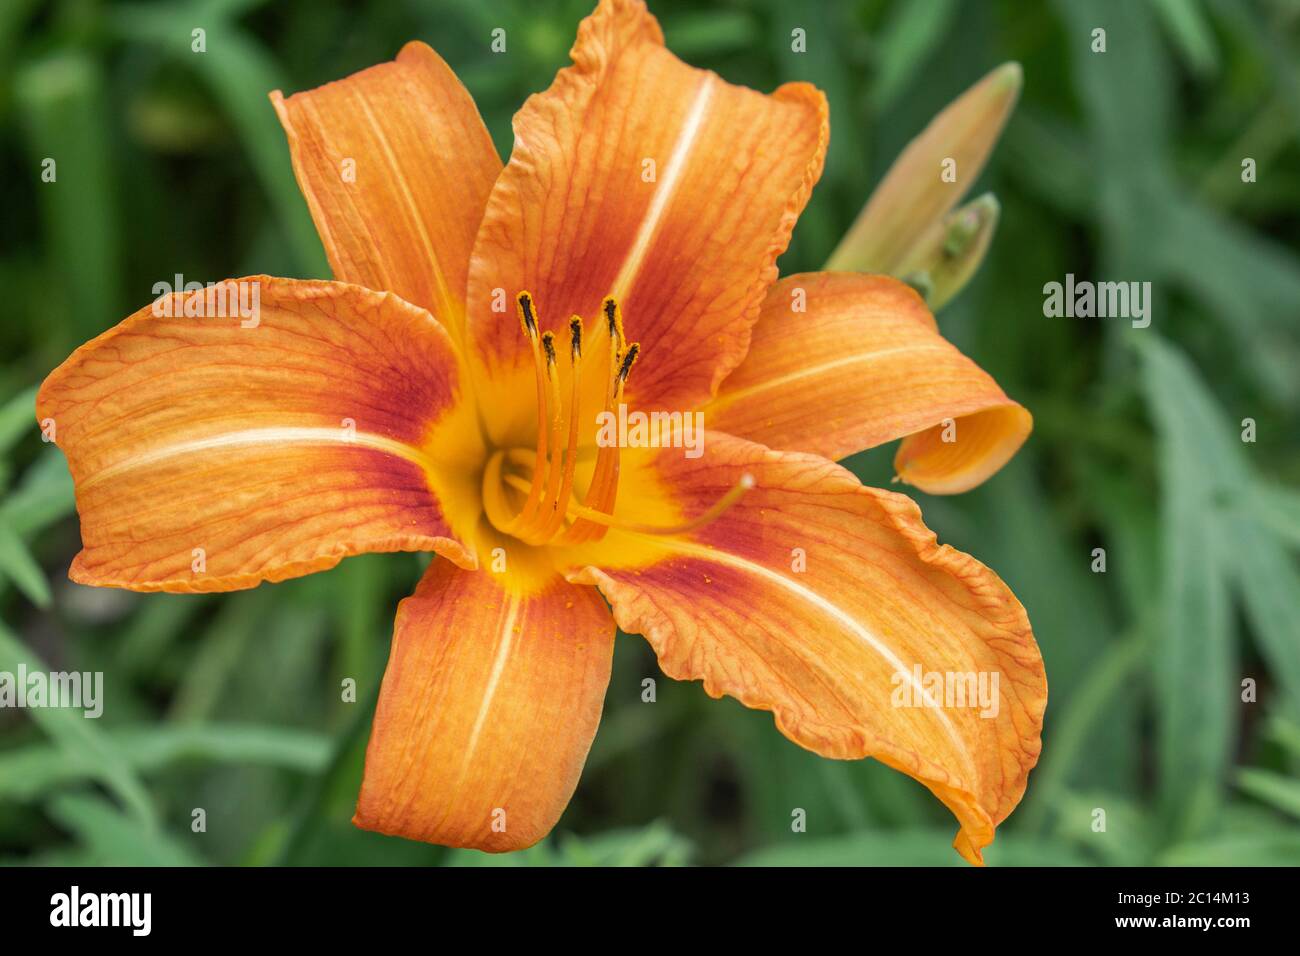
[[1, 0, 1298, 866]]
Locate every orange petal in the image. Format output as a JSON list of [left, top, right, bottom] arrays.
[[705, 272, 1031, 494], [37, 277, 483, 592], [355, 560, 615, 850], [563, 432, 1046, 865], [465, 0, 828, 441], [271, 41, 501, 342]]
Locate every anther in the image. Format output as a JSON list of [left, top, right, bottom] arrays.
[[569, 316, 583, 358], [561, 322, 634, 545], [617, 342, 640, 385], [517, 291, 538, 337], [507, 291, 550, 533], [490, 292, 655, 547], [601, 296, 625, 351], [602, 297, 620, 337]]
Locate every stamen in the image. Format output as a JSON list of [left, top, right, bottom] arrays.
[[505, 472, 756, 537], [537, 317, 586, 541], [559, 347, 622, 541], [602, 296, 624, 343], [569, 315, 583, 359], [561, 333, 638, 545], [518, 291, 538, 337], [484, 292, 657, 547], [508, 291, 549, 532], [529, 330, 565, 536]]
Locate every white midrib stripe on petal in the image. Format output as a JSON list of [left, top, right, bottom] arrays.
[[427, 592, 520, 839], [710, 345, 952, 411], [463, 593, 521, 769], [610, 75, 715, 301], [659, 538, 974, 772], [352, 91, 452, 316], [79, 426, 438, 490]]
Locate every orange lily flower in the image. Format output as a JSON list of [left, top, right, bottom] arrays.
[[36, 0, 1045, 864]]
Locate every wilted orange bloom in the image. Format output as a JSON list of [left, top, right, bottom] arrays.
[[38, 0, 1044, 863]]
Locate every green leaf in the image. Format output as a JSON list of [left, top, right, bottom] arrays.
[[116, 594, 213, 679], [733, 828, 1086, 866], [167, 589, 272, 722], [271, 670, 380, 866], [47, 793, 202, 866], [1157, 198, 1300, 402], [1052, 0, 1171, 164], [1227, 516, 1300, 721], [1048, 790, 1155, 866], [0, 446, 76, 536], [184, 28, 329, 277], [0, 724, 330, 801], [734, 829, 958, 866], [662, 10, 758, 58], [0, 624, 155, 827], [0, 0, 41, 74], [1020, 634, 1148, 834], [0, 385, 37, 456], [332, 554, 388, 693], [1139, 339, 1300, 724], [1159, 831, 1300, 866], [1236, 768, 1300, 820], [1251, 482, 1300, 551], [1268, 716, 1300, 760], [557, 821, 694, 867], [0, 513, 51, 606], [1150, 0, 1220, 77], [15, 52, 123, 343], [107, 6, 327, 276], [1137, 335, 1236, 841], [869, 0, 961, 112], [444, 843, 555, 867]]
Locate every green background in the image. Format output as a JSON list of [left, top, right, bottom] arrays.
[[1, 0, 1298, 866]]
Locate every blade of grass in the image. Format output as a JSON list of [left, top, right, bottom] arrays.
[[869, 0, 961, 112], [1, 446, 76, 536], [0, 385, 36, 456], [108, 5, 327, 276], [0, 623, 155, 827], [1138, 335, 1238, 842], [15, 52, 122, 344], [1251, 482, 1300, 550], [0, 723, 330, 800], [0, 514, 51, 606], [47, 793, 202, 866], [1236, 768, 1300, 819], [1020, 627, 1149, 832], [1150, 0, 1220, 77]]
